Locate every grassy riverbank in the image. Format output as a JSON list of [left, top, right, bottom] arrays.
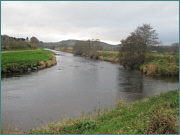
[[54, 48, 119, 63], [54, 48, 73, 53], [97, 51, 119, 63], [140, 53, 179, 76], [54, 48, 179, 76], [1, 49, 57, 73], [97, 51, 179, 76], [2, 89, 179, 134]]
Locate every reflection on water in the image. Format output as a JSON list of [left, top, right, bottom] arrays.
[[1, 71, 32, 78], [148, 75, 179, 83], [1, 49, 179, 131], [118, 67, 143, 93], [116, 67, 179, 103]]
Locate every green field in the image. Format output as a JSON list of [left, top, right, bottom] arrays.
[[1, 49, 55, 72], [2, 90, 179, 134]]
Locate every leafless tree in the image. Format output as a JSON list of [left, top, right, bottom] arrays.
[[119, 24, 159, 68]]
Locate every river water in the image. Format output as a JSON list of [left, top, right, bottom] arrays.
[[1, 49, 179, 131]]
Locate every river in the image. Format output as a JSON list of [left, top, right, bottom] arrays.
[[1, 49, 179, 131]]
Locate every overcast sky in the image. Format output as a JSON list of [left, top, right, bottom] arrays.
[[1, 1, 179, 45]]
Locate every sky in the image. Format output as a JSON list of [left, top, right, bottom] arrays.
[[1, 1, 179, 45]]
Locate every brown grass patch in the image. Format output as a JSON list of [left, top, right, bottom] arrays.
[[145, 107, 179, 134], [39, 53, 57, 69], [115, 98, 126, 108]]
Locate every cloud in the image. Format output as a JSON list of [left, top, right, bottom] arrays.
[[1, 1, 179, 45]]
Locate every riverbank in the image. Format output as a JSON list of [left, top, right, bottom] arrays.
[[96, 52, 179, 76], [54, 48, 179, 76], [1, 49, 57, 73], [97, 51, 119, 64], [140, 53, 179, 76], [54, 48, 119, 64], [2, 89, 179, 134], [54, 48, 73, 53]]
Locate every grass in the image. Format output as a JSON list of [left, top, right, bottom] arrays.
[[1, 49, 56, 72], [140, 53, 179, 76], [97, 51, 119, 63], [1, 49, 37, 51], [54, 48, 73, 53], [2, 89, 179, 134]]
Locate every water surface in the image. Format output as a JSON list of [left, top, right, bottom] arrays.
[[1, 50, 179, 130]]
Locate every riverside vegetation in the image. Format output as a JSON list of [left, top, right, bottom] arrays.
[[118, 24, 179, 76], [53, 24, 179, 76], [54, 47, 179, 76], [1, 35, 40, 50], [1, 35, 57, 73], [2, 90, 179, 134], [1, 49, 57, 73], [140, 53, 179, 76], [97, 52, 179, 76]]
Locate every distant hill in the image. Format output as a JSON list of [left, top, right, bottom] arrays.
[[42, 39, 121, 51], [58, 40, 78, 47]]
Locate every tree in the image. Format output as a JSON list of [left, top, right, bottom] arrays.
[[91, 39, 102, 51], [119, 24, 159, 68], [119, 34, 146, 68], [26, 37, 29, 42], [133, 24, 159, 47], [30, 36, 40, 47], [73, 41, 85, 55], [60, 43, 68, 51], [73, 39, 102, 57], [169, 42, 179, 53]]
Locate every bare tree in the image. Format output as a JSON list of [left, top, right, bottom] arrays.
[[133, 24, 159, 47], [119, 24, 160, 68], [73, 39, 102, 58], [60, 43, 68, 51]]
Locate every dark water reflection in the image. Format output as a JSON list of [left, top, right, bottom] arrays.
[[1, 71, 34, 78], [1, 49, 179, 131], [117, 67, 179, 103]]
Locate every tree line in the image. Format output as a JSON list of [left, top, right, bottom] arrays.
[[1, 35, 40, 50], [73, 39, 103, 59], [149, 43, 179, 54]]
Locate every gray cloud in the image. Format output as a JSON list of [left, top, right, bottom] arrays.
[[1, 1, 179, 45]]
